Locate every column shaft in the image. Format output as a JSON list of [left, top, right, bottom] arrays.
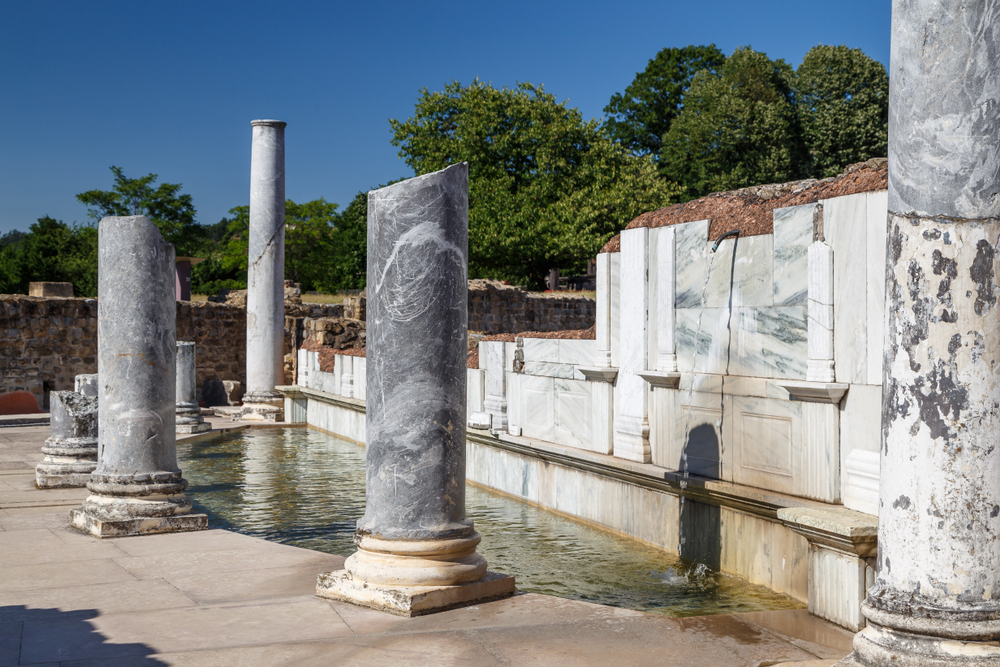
[[244, 119, 286, 415], [851, 2, 1000, 664], [176, 341, 209, 433]]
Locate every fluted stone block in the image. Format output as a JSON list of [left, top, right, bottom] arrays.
[[242, 119, 286, 421], [70, 216, 206, 538], [35, 391, 97, 488], [317, 163, 513, 615], [176, 342, 210, 434]]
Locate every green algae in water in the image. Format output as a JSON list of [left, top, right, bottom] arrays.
[[178, 427, 803, 617]]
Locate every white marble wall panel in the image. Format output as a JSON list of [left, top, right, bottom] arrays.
[[802, 401, 840, 502], [732, 396, 801, 495], [523, 361, 577, 379], [614, 227, 651, 463], [554, 378, 592, 450], [506, 371, 522, 436], [866, 190, 888, 385], [826, 193, 869, 384], [522, 338, 560, 364], [729, 307, 808, 380], [284, 396, 308, 423], [337, 355, 354, 399], [719, 507, 809, 602], [467, 368, 485, 416], [595, 252, 612, 366], [674, 219, 711, 308], [844, 449, 880, 516], [521, 375, 555, 441], [504, 342, 516, 372], [558, 340, 594, 366], [296, 349, 309, 386], [808, 545, 873, 631], [331, 355, 342, 395], [840, 383, 881, 513], [675, 308, 732, 375], [609, 252, 622, 369], [652, 227, 677, 371], [306, 397, 367, 445], [807, 242, 835, 382], [354, 357, 366, 401], [705, 235, 774, 309], [773, 204, 815, 306], [591, 381, 614, 455], [648, 226, 660, 373], [660, 390, 735, 481]]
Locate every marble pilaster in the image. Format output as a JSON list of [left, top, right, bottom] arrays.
[[175, 342, 210, 434], [35, 391, 97, 488], [655, 227, 677, 372], [70, 216, 206, 537], [594, 252, 612, 367], [316, 163, 513, 615], [806, 242, 835, 383], [613, 227, 651, 463], [845, 3, 1000, 664], [482, 341, 508, 432], [242, 119, 286, 422]]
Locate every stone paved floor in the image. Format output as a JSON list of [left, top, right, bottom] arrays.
[[0, 422, 853, 666]]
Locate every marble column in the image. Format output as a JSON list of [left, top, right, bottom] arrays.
[[176, 342, 210, 434], [846, 3, 1000, 665], [35, 391, 97, 488], [806, 241, 835, 383], [316, 163, 513, 616], [613, 227, 651, 463], [242, 119, 286, 422], [70, 216, 206, 538]]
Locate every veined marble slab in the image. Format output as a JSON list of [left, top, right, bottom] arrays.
[[773, 204, 815, 306], [558, 340, 595, 366], [354, 357, 367, 401], [553, 377, 593, 450], [730, 307, 808, 380], [521, 374, 554, 439], [675, 307, 733, 375], [610, 251, 622, 368], [674, 219, 711, 308], [826, 193, 869, 384], [523, 361, 578, 379], [866, 190, 888, 385], [705, 234, 774, 309], [522, 338, 561, 364]]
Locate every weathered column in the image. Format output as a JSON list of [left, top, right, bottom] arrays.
[[242, 119, 286, 422], [316, 163, 513, 616], [70, 216, 206, 538], [35, 391, 97, 488], [847, 3, 1000, 665], [176, 342, 210, 434]]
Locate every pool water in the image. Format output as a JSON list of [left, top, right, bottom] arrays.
[[177, 427, 804, 617]]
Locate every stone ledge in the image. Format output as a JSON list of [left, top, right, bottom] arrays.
[[775, 381, 849, 404], [575, 367, 619, 383], [316, 569, 515, 617], [70, 509, 208, 538], [638, 370, 682, 388], [176, 422, 212, 434], [777, 507, 877, 557]]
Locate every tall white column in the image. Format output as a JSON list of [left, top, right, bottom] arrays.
[[613, 227, 650, 463], [847, 2, 1000, 665], [243, 119, 286, 421]]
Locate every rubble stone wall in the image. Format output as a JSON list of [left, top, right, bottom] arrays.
[[467, 280, 595, 334]]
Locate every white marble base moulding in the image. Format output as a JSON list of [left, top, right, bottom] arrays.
[[70, 509, 208, 538]]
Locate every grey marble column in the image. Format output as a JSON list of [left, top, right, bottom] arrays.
[[35, 391, 97, 488], [70, 216, 206, 538], [317, 164, 513, 616], [242, 119, 286, 421], [176, 342, 210, 434], [846, 3, 1000, 665]]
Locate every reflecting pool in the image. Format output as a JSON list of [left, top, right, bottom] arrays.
[[177, 427, 804, 617]]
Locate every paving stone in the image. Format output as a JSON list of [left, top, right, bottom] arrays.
[[167, 561, 344, 604], [0, 558, 135, 593], [0, 579, 197, 622]]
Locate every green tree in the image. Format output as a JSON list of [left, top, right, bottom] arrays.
[[325, 189, 370, 290], [391, 80, 682, 286], [794, 44, 889, 177], [604, 45, 726, 160], [76, 166, 203, 254], [660, 47, 807, 199], [0, 217, 98, 296]]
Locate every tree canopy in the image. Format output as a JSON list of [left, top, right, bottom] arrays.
[[391, 79, 681, 287], [794, 44, 888, 177], [604, 44, 726, 161], [0, 217, 98, 296]]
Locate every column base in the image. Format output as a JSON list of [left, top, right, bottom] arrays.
[[35, 459, 96, 489], [240, 403, 284, 422], [316, 569, 515, 617], [70, 508, 207, 538], [848, 617, 1000, 667], [176, 421, 212, 434]]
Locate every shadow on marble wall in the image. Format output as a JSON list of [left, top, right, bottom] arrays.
[[679, 424, 721, 570]]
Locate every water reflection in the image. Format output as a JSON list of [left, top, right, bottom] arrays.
[[178, 428, 803, 617]]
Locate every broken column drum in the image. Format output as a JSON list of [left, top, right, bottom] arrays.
[[176, 342, 210, 434], [70, 216, 206, 538], [316, 163, 514, 615], [847, 2, 1000, 665], [242, 119, 286, 420], [35, 391, 97, 488]]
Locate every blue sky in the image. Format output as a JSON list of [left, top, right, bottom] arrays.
[[0, 1, 890, 235]]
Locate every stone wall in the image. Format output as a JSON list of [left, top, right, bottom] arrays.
[[1, 296, 253, 405], [468, 280, 595, 334]]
